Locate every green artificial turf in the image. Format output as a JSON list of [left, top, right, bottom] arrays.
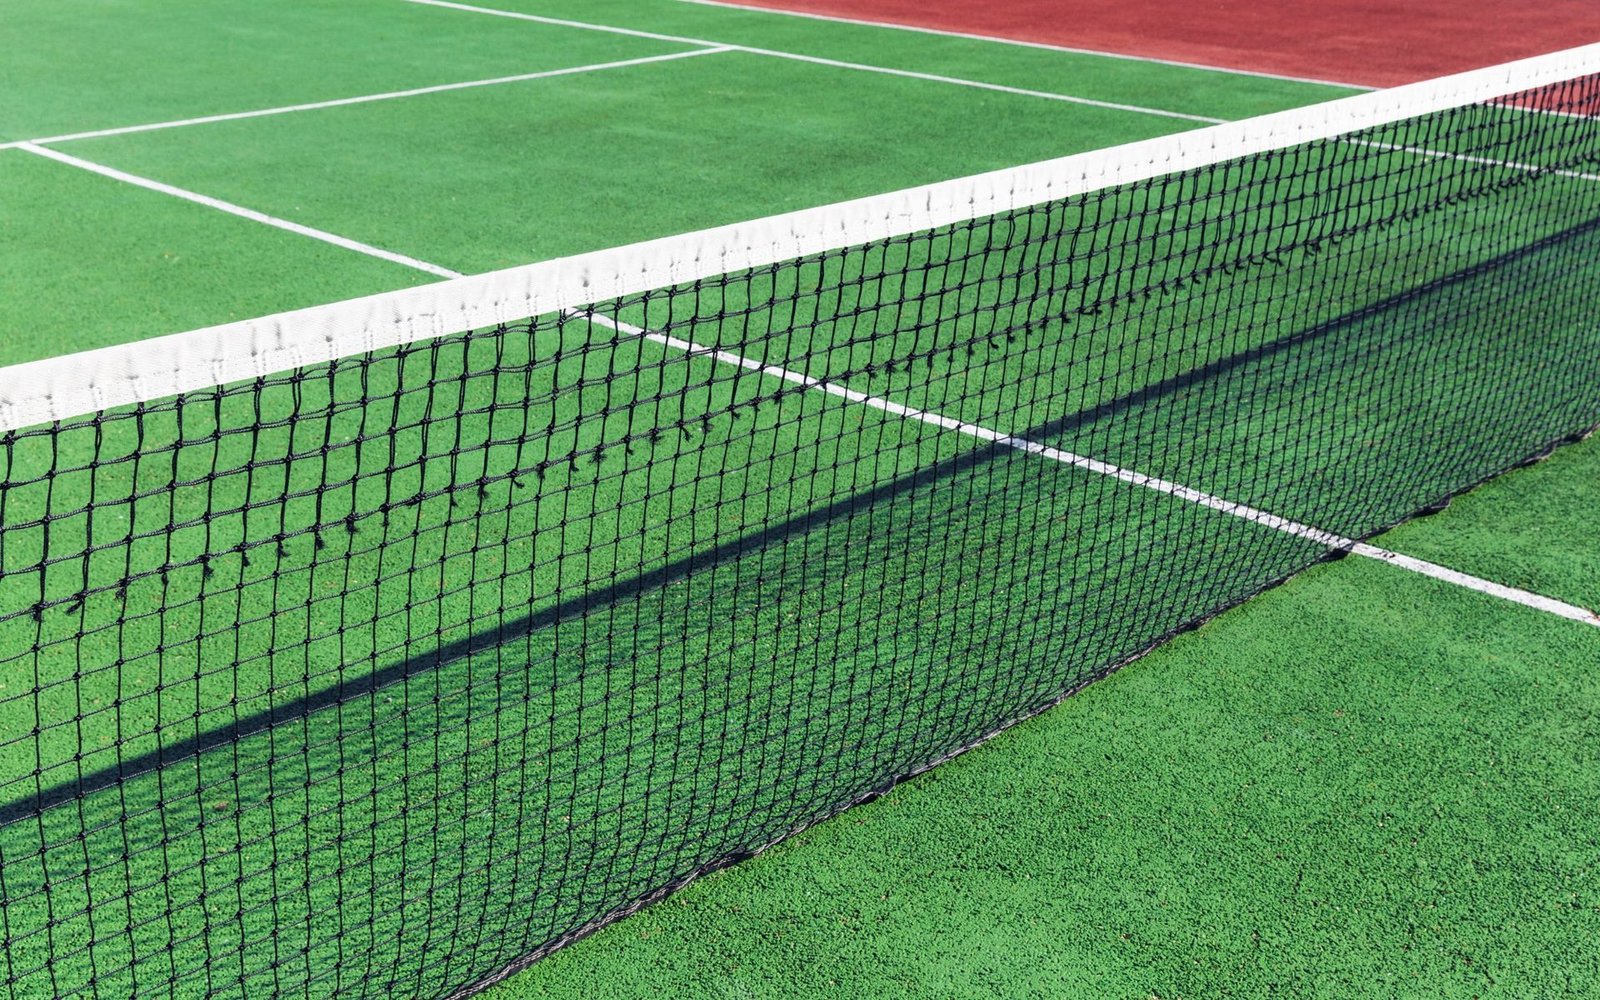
[[1, 1, 1594, 999], [495, 545, 1600, 1000], [0, 149, 428, 366], [1379, 432, 1600, 611], [1, 0, 1349, 358], [0, 310, 1326, 997], [5, 186, 1595, 995], [59, 50, 1198, 273], [0, 0, 687, 141]]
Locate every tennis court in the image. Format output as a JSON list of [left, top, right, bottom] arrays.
[[3, 2, 1598, 998]]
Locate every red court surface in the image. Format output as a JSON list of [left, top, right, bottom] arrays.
[[716, 0, 1600, 87]]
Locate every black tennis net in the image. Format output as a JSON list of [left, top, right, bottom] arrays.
[[1, 47, 1598, 1000]]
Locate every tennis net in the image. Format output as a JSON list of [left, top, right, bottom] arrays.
[[2, 44, 1598, 1000]]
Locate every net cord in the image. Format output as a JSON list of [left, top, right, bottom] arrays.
[[2, 41, 1596, 432]]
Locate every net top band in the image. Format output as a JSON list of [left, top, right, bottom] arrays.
[[2, 40, 1597, 433]]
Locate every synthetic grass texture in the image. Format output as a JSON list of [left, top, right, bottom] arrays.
[[0, 150, 429, 366], [0, 0, 685, 140], [0, 0, 1349, 363], [3, 132, 1596, 994], [55, 51, 1197, 274], [1380, 432, 1600, 611], [494, 539, 1600, 1000], [1, 1, 1594, 997], [0, 311, 1324, 996]]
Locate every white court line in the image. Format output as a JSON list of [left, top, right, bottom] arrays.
[[674, 0, 1368, 90], [1352, 138, 1600, 182], [405, 0, 723, 45], [401, 0, 1221, 123], [734, 51, 1223, 123], [15, 48, 735, 147], [580, 310, 1600, 629], [1352, 545, 1600, 626], [15, 143, 464, 279]]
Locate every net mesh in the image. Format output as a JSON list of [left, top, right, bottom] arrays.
[[2, 63, 1598, 1000]]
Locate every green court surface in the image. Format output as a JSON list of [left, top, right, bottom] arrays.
[[1379, 435, 1600, 611], [0, 0, 1352, 365], [55, 50, 1195, 272], [2, 2, 1596, 998], [505, 451, 1600, 998]]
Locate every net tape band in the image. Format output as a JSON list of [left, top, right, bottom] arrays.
[[2, 41, 1596, 432]]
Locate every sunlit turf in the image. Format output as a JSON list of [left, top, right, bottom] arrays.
[[1, 1, 1594, 998]]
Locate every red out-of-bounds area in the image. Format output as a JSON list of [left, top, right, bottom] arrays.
[[715, 0, 1600, 87]]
